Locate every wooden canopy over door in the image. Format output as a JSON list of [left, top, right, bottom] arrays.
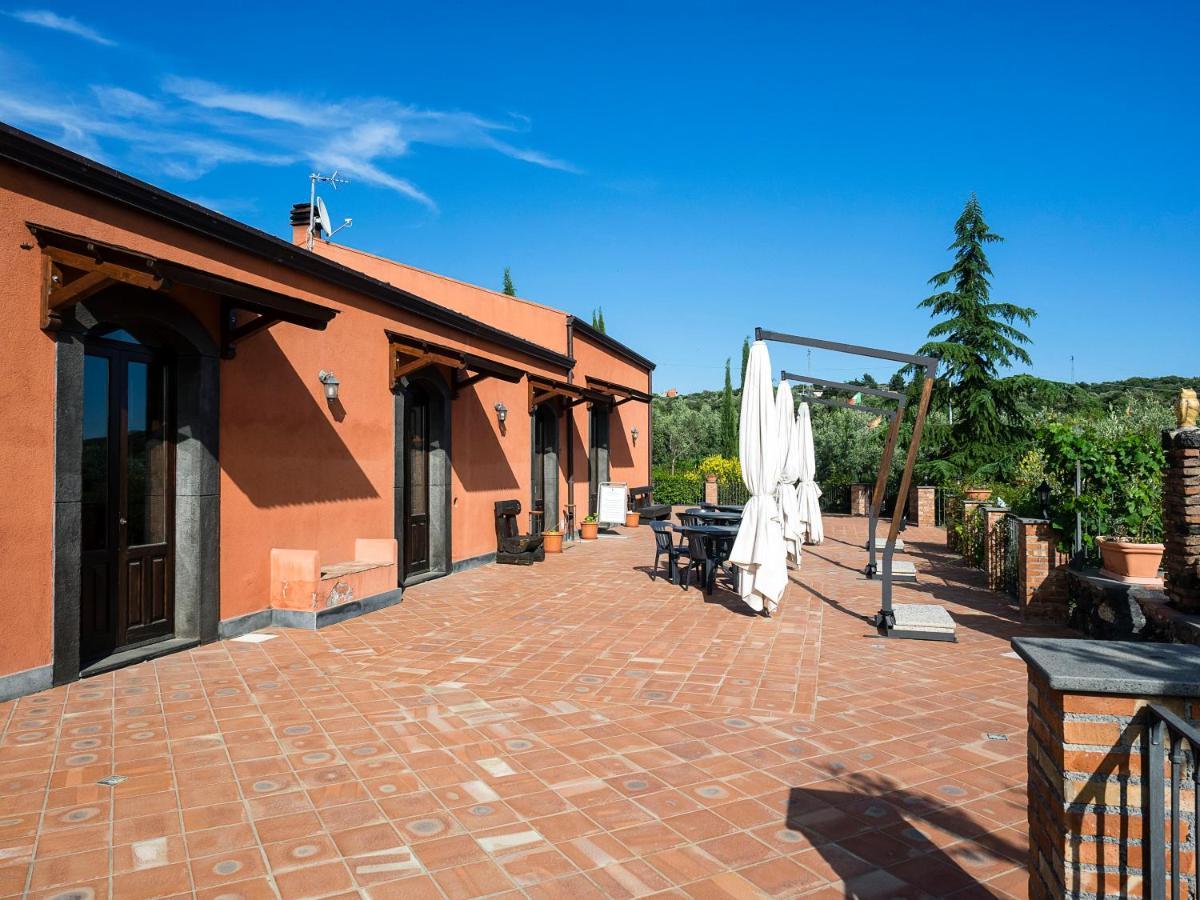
[[387, 332, 525, 392]]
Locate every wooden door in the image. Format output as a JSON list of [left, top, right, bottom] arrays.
[[80, 334, 174, 665], [404, 388, 430, 578], [589, 404, 611, 515]]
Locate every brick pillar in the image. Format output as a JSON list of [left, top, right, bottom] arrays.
[[908, 485, 937, 526], [1016, 638, 1200, 900], [849, 483, 869, 516], [983, 507, 1007, 590], [1163, 427, 1200, 612], [1019, 518, 1069, 621], [703, 475, 718, 506]]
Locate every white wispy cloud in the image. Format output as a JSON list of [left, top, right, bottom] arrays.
[[0, 69, 576, 210], [8, 9, 114, 45]]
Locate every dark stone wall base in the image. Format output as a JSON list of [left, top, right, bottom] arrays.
[[1066, 569, 1200, 645], [0, 665, 53, 703], [219, 589, 405, 638], [452, 552, 496, 574]]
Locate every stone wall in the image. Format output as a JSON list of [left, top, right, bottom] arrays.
[[1163, 427, 1200, 612]]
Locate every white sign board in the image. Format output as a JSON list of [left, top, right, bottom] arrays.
[[597, 482, 629, 527]]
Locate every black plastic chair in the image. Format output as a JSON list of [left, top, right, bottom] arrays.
[[680, 531, 715, 594], [649, 521, 682, 582], [676, 512, 701, 547]]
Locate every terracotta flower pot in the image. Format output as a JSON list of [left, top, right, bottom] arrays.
[[963, 488, 992, 502], [1098, 539, 1164, 585], [580, 521, 598, 540], [543, 531, 563, 554], [625, 512, 640, 528]]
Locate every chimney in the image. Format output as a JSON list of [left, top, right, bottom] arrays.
[[290, 202, 317, 246]]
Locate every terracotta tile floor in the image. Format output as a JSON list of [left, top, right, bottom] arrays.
[[0, 516, 1073, 898]]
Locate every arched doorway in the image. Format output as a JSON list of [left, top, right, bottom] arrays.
[[54, 289, 220, 684], [394, 373, 451, 585], [532, 403, 559, 531]]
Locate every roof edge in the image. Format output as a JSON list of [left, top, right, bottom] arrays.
[[569, 317, 656, 371], [0, 122, 573, 371]]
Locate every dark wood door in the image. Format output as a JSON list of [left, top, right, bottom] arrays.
[[588, 405, 610, 515], [404, 389, 430, 578], [532, 404, 558, 531], [80, 337, 174, 666]]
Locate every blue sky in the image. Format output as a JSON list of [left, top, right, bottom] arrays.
[[2, 2, 1196, 393]]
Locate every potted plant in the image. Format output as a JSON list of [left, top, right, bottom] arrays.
[[625, 509, 640, 528], [543, 529, 563, 553], [1097, 512, 1164, 586], [580, 514, 599, 540]]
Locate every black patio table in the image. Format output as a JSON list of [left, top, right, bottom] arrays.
[[701, 503, 745, 513], [687, 508, 742, 524], [673, 523, 739, 590]]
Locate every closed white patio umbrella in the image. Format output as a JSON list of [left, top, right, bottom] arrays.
[[729, 341, 788, 616], [775, 379, 804, 565], [795, 401, 824, 545]]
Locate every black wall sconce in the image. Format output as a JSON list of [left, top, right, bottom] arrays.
[[494, 402, 508, 424], [1036, 479, 1051, 520], [631, 425, 639, 445]]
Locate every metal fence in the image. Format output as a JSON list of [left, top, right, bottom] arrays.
[[1000, 513, 1021, 598], [1145, 704, 1199, 899], [716, 480, 750, 506], [934, 487, 947, 527], [819, 484, 850, 514], [962, 504, 987, 567]]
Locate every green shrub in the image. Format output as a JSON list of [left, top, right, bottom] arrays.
[[650, 469, 703, 506]]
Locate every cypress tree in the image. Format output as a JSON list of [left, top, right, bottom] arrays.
[[597, 308, 606, 334], [502, 267, 516, 296], [720, 359, 737, 457], [740, 337, 751, 390], [917, 194, 1035, 480]]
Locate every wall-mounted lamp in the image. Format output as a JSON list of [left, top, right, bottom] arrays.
[[318, 370, 341, 401], [494, 402, 508, 424], [631, 425, 639, 445]]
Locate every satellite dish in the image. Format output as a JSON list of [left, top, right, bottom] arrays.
[[312, 196, 332, 239]]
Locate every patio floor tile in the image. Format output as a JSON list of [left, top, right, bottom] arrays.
[[0, 515, 1074, 897]]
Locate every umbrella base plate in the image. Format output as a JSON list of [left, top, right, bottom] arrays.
[[879, 603, 956, 642], [865, 537, 904, 552]]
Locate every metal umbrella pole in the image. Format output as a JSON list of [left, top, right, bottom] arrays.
[[758, 329, 939, 638], [781, 373, 907, 578]]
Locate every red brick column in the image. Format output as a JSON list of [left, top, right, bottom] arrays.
[[1163, 427, 1200, 611], [1019, 518, 1069, 622], [908, 485, 937, 526], [703, 475, 718, 506], [1017, 638, 1200, 900], [849, 484, 869, 516], [983, 507, 1007, 590]]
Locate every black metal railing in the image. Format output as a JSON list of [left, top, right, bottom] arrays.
[[934, 487, 947, 527], [1146, 704, 1200, 900], [961, 505, 986, 567], [1000, 513, 1021, 598], [818, 483, 850, 514], [716, 480, 750, 506]]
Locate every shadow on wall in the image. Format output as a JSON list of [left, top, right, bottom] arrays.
[[221, 334, 379, 507], [452, 385, 519, 491], [785, 773, 1025, 894], [610, 409, 635, 469]]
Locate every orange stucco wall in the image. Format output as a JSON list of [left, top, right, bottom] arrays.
[[0, 160, 652, 684]]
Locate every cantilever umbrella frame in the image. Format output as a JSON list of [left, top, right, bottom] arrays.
[[759, 329, 939, 640], [782, 373, 908, 580]]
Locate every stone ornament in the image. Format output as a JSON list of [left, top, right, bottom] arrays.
[[1177, 387, 1199, 429]]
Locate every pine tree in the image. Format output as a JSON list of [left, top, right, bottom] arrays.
[[720, 359, 737, 457], [917, 194, 1035, 481], [739, 337, 751, 390], [597, 308, 606, 334], [502, 267, 516, 296]]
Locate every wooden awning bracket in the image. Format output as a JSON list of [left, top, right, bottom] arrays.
[[220, 301, 285, 359], [386, 332, 525, 394], [527, 377, 584, 414]]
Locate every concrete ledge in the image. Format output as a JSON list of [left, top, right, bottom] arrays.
[[1013, 636, 1200, 696], [219, 608, 274, 641], [79, 637, 200, 679], [0, 664, 53, 702]]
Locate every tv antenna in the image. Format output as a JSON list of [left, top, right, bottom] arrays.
[[307, 171, 353, 250]]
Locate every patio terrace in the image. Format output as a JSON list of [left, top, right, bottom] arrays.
[[0, 516, 1072, 899]]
